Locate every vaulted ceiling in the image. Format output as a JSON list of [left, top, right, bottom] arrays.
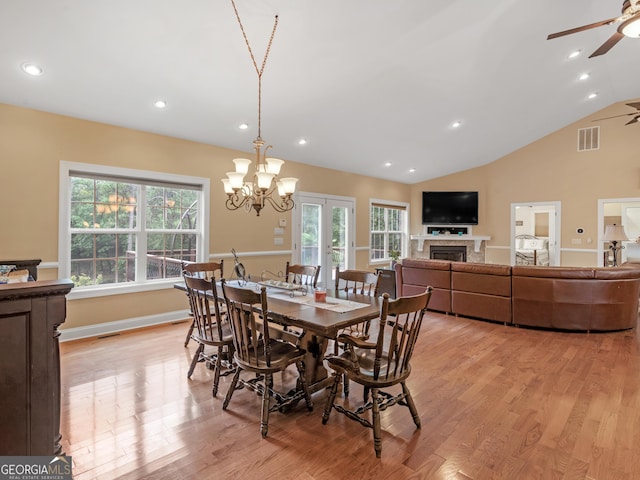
[[1, 0, 639, 184]]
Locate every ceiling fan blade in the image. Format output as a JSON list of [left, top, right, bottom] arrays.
[[625, 115, 640, 125], [626, 102, 640, 110], [589, 31, 625, 57], [592, 113, 635, 122], [547, 17, 619, 40]]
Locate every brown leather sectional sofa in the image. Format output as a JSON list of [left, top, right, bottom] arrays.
[[395, 258, 640, 331]]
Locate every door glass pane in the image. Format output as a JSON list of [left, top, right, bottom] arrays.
[[301, 203, 321, 266], [296, 195, 354, 288], [332, 206, 347, 275]]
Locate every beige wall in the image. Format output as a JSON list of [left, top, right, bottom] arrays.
[[0, 103, 409, 329], [410, 99, 640, 265], [3, 99, 639, 330]]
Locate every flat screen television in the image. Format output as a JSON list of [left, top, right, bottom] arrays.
[[422, 191, 478, 225]]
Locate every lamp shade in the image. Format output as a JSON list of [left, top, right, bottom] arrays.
[[603, 224, 630, 242]]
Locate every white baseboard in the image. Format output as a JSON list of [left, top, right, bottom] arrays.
[[59, 309, 190, 342]]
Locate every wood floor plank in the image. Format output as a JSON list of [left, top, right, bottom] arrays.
[[58, 312, 640, 479]]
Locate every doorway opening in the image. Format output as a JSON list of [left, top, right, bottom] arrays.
[[510, 201, 561, 266], [598, 198, 640, 266]]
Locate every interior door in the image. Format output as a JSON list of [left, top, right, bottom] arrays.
[[292, 193, 355, 288]]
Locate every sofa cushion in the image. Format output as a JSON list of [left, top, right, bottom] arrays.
[[397, 259, 452, 312], [400, 259, 451, 289], [451, 261, 511, 276], [451, 261, 511, 296], [512, 266, 595, 279], [452, 291, 512, 323], [594, 266, 640, 279], [402, 284, 451, 313], [401, 258, 451, 271]]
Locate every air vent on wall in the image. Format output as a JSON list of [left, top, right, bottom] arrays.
[[577, 126, 600, 151]]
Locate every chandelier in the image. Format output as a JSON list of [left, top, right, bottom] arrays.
[[221, 0, 298, 216]]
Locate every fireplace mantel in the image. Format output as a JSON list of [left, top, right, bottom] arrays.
[[410, 234, 491, 253]]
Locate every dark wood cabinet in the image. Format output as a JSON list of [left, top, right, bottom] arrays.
[[0, 279, 73, 455]]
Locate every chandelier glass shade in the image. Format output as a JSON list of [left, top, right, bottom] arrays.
[[222, 1, 298, 216]]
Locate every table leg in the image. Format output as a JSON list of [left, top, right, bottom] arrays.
[[297, 332, 333, 393]]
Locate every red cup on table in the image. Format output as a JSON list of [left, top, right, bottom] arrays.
[[314, 288, 327, 303]]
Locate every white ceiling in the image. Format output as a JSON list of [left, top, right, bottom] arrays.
[[2, 0, 639, 184]]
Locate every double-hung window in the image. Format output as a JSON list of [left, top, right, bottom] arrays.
[[59, 161, 210, 297], [370, 200, 408, 263]]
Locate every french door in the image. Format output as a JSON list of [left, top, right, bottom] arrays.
[[292, 193, 355, 288]]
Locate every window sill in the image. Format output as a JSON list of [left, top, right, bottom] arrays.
[[67, 279, 180, 300]]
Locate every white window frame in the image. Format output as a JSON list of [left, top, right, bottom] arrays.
[[369, 198, 409, 264], [59, 161, 210, 299]]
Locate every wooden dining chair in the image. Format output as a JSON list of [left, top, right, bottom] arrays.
[[183, 274, 235, 397], [334, 267, 382, 395], [285, 262, 320, 289], [221, 280, 313, 438], [335, 266, 380, 296], [182, 260, 223, 347], [334, 266, 380, 341], [322, 288, 432, 458]]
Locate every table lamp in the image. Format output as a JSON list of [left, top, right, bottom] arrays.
[[603, 224, 629, 267]]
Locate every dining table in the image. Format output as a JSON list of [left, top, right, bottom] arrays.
[[174, 279, 382, 394]]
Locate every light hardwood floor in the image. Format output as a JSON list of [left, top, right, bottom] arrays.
[[59, 312, 640, 479]]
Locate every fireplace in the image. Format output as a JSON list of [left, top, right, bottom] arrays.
[[430, 245, 467, 262]]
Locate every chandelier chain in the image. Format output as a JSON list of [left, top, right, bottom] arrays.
[[230, 0, 279, 139]]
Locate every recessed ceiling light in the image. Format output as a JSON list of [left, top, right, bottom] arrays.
[[153, 100, 167, 109], [384, 162, 392, 167], [238, 123, 249, 130], [409, 168, 416, 173], [21, 63, 43, 76], [298, 139, 307, 145], [451, 121, 462, 128], [568, 50, 581, 59], [588, 92, 598, 99], [579, 73, 590, 81]]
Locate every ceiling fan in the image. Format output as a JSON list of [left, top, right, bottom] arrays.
[[593, 102, 640, 125], [547, 0, 640, 57]]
